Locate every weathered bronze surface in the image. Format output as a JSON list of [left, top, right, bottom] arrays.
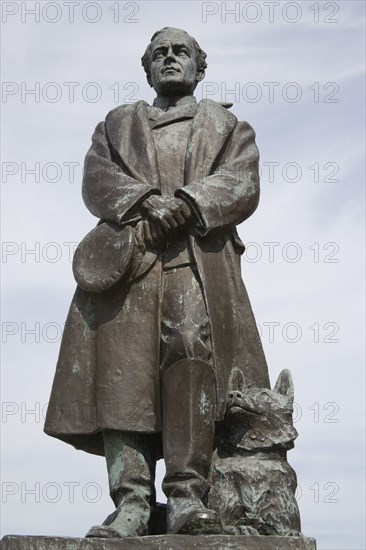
[[209, 369, 301, 536], [43, 28, 308, 541], [1, 535, 317, 549]]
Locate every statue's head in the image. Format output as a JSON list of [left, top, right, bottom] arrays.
[[141, 27, 207, 96]]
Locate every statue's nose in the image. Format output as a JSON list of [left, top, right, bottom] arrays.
[[229, 391, 243, 399], [164, 55, 176, 65], [164, 47, 175, 61]]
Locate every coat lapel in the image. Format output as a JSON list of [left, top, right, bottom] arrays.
[[106, 101, 160, 186], [150, 102, 196, 129], [105, 98, 237, 188], [184, 99, 237, 185]]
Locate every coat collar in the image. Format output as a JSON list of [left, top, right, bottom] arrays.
[[149, 95, 197, 129], [105, 99, 237, 186], [152, 94, 197, 111], [149, 103, 197, 129]]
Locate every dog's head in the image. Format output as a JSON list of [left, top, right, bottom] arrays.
[[223, 369, 298, 452]]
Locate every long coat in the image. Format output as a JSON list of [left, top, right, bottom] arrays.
[[44, 98, 270, 456]]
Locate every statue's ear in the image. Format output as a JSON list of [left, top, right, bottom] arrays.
[[273, 369, 294, 402], [146, 74, 153, 88], [229, 368, 245, 392]]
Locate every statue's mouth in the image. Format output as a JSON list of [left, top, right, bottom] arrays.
[[163, 66, 180, 74], [227, 403, 262, 416]]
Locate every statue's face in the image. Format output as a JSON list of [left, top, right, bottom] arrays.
[[148, 30, 203, 95]]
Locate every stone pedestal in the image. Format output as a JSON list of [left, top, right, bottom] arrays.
[[1, 535, 317, 549]]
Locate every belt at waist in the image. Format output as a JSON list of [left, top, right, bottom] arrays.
[[162, 237, 192, 269]]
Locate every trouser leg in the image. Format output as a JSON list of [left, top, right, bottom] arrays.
[[162, 358, 221, 534], [86, 430, 156, 538], [160, 266, 221, 534]]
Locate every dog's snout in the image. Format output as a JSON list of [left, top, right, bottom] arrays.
[[229, 391, 243, 400]]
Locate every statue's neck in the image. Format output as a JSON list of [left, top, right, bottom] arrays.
[[153, 94, 196, 111]]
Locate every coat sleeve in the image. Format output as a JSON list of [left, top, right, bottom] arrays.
[[175, 121, 259, 236], [82, 121, 161, 224]]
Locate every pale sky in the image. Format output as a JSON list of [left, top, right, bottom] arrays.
[[1, 2, 365, 549]]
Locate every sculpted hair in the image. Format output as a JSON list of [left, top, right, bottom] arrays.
[[141, 27, 207, 81]]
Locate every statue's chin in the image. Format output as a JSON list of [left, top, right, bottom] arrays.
[[155, 78, 196, 97]]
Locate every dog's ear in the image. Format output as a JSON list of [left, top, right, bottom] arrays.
[[229, 368, 245, 392], [273, 369, 294, 403]]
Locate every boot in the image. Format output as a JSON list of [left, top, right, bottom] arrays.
[[86, 430, 156, 538], [162, 359, 222, 535]]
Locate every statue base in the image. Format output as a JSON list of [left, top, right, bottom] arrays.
[[1, 535, 317, 549]]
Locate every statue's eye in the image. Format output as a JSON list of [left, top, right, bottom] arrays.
[[260, 393, 272, 403], [175, 47, 189, 57], [153, 50, 165, 60]]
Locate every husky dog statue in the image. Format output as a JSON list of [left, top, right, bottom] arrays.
[[209, 369, 302, 536]]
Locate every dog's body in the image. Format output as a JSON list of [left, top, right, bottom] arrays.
[[209, 369, 302, 536]]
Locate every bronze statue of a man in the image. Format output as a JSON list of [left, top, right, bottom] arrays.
[[44, 27, 270, 537]]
